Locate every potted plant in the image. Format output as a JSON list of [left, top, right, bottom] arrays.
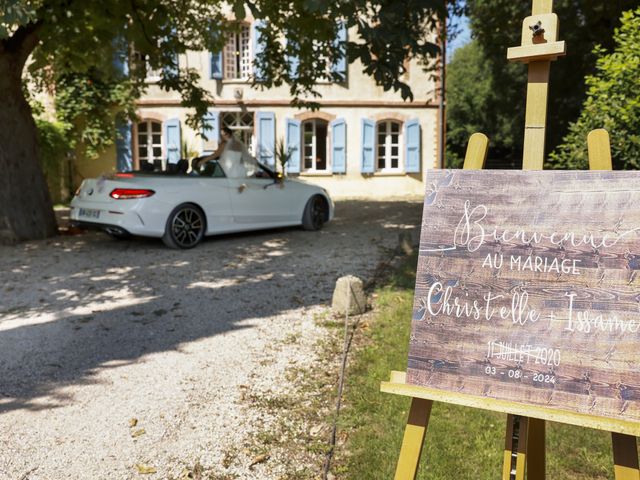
[[274, 138, 293, 182]]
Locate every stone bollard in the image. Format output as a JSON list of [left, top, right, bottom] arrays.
[[332, 275, 367, 316], [398, 231, 414, 256]]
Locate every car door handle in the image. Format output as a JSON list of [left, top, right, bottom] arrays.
[[238, 183, 247, 193]]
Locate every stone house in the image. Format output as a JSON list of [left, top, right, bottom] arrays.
[[78, 18, 443, 198]]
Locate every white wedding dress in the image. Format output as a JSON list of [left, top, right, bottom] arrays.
[[218, 138, 258, 178]]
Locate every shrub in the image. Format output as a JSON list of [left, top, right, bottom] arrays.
[[36, 118, 74, 203], [548, 8, 640, 170]]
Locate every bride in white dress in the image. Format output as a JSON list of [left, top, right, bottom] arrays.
[[195, 127, 258, 178], [218, 132, 259, 178]]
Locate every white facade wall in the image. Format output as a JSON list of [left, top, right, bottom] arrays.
[[134, 104, 438, 198], [93, 25, 442, 199]]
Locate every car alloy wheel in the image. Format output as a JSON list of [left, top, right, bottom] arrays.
[[311, 196, 326, 229], [302, 195, 327, 231], [163, 204, 206, 249]]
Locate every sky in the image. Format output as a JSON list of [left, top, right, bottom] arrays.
[[447, 14, 471, 62]]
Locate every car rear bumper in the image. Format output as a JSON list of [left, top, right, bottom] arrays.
[[70, 220, 132, 237], [69, 203, 164, 237]]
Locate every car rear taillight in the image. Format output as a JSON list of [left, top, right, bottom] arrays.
[[110, 188, 155, 199], [115, 173, 135, 178]]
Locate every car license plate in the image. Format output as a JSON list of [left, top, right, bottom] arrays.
[[79, 208, 100, 219]]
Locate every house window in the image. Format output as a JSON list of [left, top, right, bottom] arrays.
[[137, 120, 163, 167], [302, 119, 328, 171], [222, 111, 254, 154], [145, 61, 162, 82], [312, 45, 332, 82], [133, 52, 162, 82], [376, 120, 401, 171], [224, 25, 251, 80]]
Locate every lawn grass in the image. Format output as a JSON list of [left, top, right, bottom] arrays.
[[336, 252, 618, 480]]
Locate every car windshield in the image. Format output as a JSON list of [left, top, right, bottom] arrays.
[[196, 160, 226, 178], [196, 158, 277, 180]]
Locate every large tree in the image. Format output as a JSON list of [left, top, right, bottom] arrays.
[[0, 0, 454, 243], [445, 41, 498, 169], [458, 0, 638, 168], [549, 8, 640, 170]]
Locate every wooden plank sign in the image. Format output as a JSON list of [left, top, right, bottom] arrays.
[[408, 169, 640, 426]]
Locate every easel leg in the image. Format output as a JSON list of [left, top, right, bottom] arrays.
[[527, 418, 546, 479], [394, 397, 433, 480], [503, 415, 526, 480], [587, 128, 613, 170], [502, 415, 546, 480], [612, 433, 640, 480], [463, 132, 489, 170], [588, 128, 637, 480]]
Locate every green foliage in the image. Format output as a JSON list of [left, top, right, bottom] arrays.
[[0, 0, 39, 38], [456, 0, 638, 168], [274, 138, 293, 177], [2, 0, 456, 155], [54, 71, 139, 158], [4, 1, 237, 156], [36, 117, 72, 165], [35, 117, 73, 203], [181, 138, 199, 160], [445, 41, 492, 168], [548, 8, 640, 170]]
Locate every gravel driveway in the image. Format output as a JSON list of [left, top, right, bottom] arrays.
[[0, 200, 422, 480]]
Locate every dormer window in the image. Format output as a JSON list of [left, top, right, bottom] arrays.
[[223, 24, 251, 80]]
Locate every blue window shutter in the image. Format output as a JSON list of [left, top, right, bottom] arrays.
[[331, 21, 347, 81], [286, 51, 299, 79], [113, 55, 128, 76], [405, 118, 421, 173], [116, 119, 132, 172], [210, 51, 223, 79], [257, 111, 275, 166], [112, 38, 129, 76], [201, 110, 219, 154], [252, 20, 266, 82], [285, 38, 300, 79], [205, 20, 223, 79], [164, 118, 181, 164], [160, 31, 179, 77], [331, 118, 346, 173], [163, 53, 179, 77], [361, 118, 375, 173], [285, 118, 301, 173]]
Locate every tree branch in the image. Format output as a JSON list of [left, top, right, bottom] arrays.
[[0, 20, 44, 68], [130, 0, 155, 49]]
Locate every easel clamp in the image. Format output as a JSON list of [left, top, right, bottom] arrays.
[[507, 14, 566, 63]]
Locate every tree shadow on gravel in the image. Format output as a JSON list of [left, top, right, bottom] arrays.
[[0, 200, 422, 414]]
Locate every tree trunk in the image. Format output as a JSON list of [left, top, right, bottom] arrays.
[[0, 47, 57, 243]]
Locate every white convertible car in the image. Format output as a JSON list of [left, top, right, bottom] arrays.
[[70, 160, 334, 249]]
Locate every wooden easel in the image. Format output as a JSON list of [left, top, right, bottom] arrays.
[[383, 1, 640, 478]]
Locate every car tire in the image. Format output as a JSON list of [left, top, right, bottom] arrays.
[[301, 195, 328, 231], [162, 203, 207, 249]]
